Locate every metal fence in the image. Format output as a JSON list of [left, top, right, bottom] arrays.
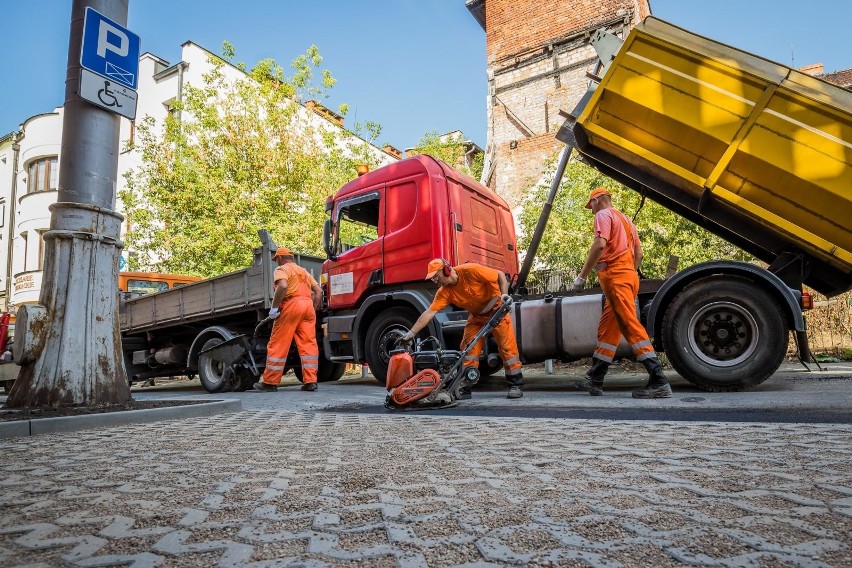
[[803, 291, 852, 356]]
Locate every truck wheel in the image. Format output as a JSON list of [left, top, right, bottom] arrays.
[[198, 338, 232, 393], [662, 278, 788, 391], [292, 357, 347, 383], [365, 307, 418, 385]]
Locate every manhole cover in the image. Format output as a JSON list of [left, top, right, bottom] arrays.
[[681, 397, 705, 403]]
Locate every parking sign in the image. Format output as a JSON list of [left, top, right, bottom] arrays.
[[80, 7, 140, 90]]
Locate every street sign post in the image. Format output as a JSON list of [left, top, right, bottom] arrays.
[[80, 7, 140, 89], [79, 68, 138, 119]]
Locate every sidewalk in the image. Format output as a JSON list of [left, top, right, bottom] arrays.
[[1, 364, 850, 566]]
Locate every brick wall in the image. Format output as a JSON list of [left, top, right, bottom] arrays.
[[481, 0, 651, 210]]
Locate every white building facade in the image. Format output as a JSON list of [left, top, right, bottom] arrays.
[[0, 41, 398, 313]]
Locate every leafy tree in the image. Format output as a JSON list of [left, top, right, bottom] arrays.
[[517, 156, 751, 286], [121, 44, 385, 277], [409, 130, 484, 181]]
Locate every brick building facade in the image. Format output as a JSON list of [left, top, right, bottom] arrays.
[[467, 0, 651, 210]]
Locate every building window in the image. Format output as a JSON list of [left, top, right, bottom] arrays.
[[21, 232, 28, 271], [26, 157, 58, 194], [37, 230, 47, 271]]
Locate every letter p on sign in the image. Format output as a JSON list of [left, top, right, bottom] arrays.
[[97, 20, 129, 58]]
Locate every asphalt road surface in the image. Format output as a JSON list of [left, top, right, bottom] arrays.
[[130, 361, 852, 424]]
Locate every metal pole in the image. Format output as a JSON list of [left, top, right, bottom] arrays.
[[516, 145, 572, 290], [6, 0, 131, 407]]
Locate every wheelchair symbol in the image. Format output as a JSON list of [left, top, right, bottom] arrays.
[[97, 80, 122, 108]]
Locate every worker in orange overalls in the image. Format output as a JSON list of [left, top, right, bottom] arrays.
[[401, 259, 524, 399], [572, 187, 672, 398], [253, 246, 323, 393]]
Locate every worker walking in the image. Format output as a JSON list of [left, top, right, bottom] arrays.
[[401, 259, 524, 399], [254, 247, 323, 392], [572, 188, 672, 398]]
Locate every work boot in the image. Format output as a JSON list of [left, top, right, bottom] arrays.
[[507, 386, 523, 399], [632, 357, 672, 399], [301, 382, 318, 392], [578, 357, 609, 396], [253, 381, 278, 392]]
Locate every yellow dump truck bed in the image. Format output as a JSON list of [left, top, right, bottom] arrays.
[[574, 17, 852, 296]]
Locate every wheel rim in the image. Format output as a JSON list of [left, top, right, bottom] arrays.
[[376, 325, 406, 368], [200, 340, 226, 386], [688, 301, 758, 367]]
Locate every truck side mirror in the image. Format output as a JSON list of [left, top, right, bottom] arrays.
[[322, 218, 336, 260]]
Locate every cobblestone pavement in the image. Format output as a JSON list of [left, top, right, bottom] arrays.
[[1, 405, 851, 567]]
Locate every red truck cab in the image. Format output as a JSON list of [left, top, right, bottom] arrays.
[[320, 155, 518, 380]]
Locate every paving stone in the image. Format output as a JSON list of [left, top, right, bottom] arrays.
[[1, 408, 850, 566]]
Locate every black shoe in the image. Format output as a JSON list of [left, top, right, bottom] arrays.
[[507, 386, 523, 399], [301, 382, 318, 392], [588, 383, 604, 396], [253, 381, 278, 392], [458, 387, 472, 400], [573, 379, 603, 396], [632, 382, 672, 398]]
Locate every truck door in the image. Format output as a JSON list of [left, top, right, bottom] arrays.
[[327, 191, 384, 309], [382, 179, 429, 284], [449, 180, 516, 273]]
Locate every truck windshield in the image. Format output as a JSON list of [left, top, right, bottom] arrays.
[[336, 197, 379, 254], [126, 279, 169, 295]]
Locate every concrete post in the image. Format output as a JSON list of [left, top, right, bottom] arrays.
[[5, 0, 131, 407]]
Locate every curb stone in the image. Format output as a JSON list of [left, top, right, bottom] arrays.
[[0, 399, 242, 438]]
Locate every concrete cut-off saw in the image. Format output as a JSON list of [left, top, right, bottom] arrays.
[[384, 295, 513, 411]]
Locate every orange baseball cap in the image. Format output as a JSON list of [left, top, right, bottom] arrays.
[[585, 187, 611, 209], [272, 246, 294, 259], [425, 258, 447, 280]]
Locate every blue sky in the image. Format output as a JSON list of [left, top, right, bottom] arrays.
[[1, 1, 850, 150]]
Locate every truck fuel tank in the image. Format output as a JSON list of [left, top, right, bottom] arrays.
[[513, 293, 631, 364]]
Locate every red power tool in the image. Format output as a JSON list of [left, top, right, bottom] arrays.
[[384, 295, 513, 410]]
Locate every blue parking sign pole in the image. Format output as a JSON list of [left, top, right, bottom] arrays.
[[5, 0, 133, 408]]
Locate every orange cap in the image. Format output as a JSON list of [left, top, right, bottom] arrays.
[[585, 187, 611, 209], [272, 246, 294, 259], [425, 258, 447, 280]]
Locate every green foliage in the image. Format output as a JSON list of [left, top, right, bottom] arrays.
[[121, 45, 384, 277], [517, 157, 751, 283], [410, 130, 484, 181]]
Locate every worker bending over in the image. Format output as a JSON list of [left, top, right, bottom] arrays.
[[573, 188, 672, 398], [402, 259, 524, 399], [254, 247, 323, 392]]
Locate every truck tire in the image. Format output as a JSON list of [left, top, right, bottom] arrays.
[[198, 338, 233, 393], [365, 307, 418, 385], [292, 356, 347, 383], [662, 278, 788, 392]]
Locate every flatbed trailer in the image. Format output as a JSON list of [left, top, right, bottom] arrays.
[[119, 231, 340, 392]]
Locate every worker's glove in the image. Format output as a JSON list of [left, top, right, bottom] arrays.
[[500, 294, 512, 305], [571, 276, 586, 291], [268, 307, 280, 319], [399, 330, 415, 344]]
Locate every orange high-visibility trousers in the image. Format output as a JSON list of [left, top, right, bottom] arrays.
[[461, 310, 523, 386], [594, 254, 657, 363], [262, 296, 319, 385]]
